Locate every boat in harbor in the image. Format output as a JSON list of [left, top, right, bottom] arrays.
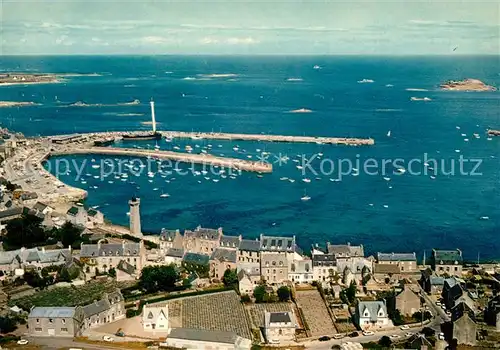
[[301, 190, 311, 201], [122, 100, 162, 141]]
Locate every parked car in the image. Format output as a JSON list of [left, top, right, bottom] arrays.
[[390, 334, 401, 339], [348, 331, 360, 338], [333, 334, 345, 339], [400, 325, 410, 330], [102, 336, 114, 342], [17, 339, 29, 345], [318, 336, 331, 341], [438, 332, 445, 340], [435, 301, 442, 306], [405, 332, 414, 337], [362, 331, 375, 336]]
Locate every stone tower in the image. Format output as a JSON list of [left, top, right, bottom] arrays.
[[129, 197, 142, 237]]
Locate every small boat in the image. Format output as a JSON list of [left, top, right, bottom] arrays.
[[153, 187, 159, 191], [296, 165, 303, 170], [430, 175, 436, 179], [213, 179, 219, 183], [313, 65, 321, 70], [387, 130, 391, 137], [301, 190, 311, 201], [91, 164, 100, 169], [383, 177, 391, 181], [280, 177, 289, 181], [233, 146, 239, 151], [464, 138, 469, 142], [173, 146, 180, 150], [289, 179, 295, 183], [383, 205, 389, 208], [395, 167, 406, 174], [479, 216, 489, 220], [487, 137, 492, 141], [160, 192, 170, 198], [302, 178, 311, 183]]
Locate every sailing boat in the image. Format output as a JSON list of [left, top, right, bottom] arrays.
[[387, 130, 391, 137], [301, 190, 311, 201], [160, 190, 170, 198]]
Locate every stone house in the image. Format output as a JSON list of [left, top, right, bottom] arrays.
[[237, 239, 260, 264], [442, 277, 464, 310], [79, 240, 145, 278], [328, 242, 370, 282], [431, 249, 463, 277], [28, 307, 85, 337], [238, 270, 256, 295], [452, 301, 477, 346], [373, 263, 401, 282], [355, 301, 392, 330], [219, 234, 242, 249], [210, 248, 237, 279], [116, 260, 138, 281], [184, 226, 222, 255], [377, 252, 417, 273], [164, 248, 184, 265], [420, 268, 445, 294], [312, 253, 337, 283], [82, 289, 125, 330], [485, 295, 500, 331], [158, 229, 184, 255], [288, 259, 313, 284], [260, 252, 288, 285], [182, 252, 210, 277], [143, 302, 169, 332], [396, 285, 421, 316], [0, 246, 72, 277], [264, 311, 296, 344]]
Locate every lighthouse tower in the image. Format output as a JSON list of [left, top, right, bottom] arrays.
[[129, 197, 142, 237], [150, 100, 157, 133]]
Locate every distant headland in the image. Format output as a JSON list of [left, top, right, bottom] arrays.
[[440, 78, 496, 92], [0, 73, 60, 86]]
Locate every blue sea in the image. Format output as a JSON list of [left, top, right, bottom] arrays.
[[1, 55, 499, 260]]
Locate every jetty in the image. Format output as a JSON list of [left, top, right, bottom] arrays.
[[487, 129, 500, 137], [162, 131, 374, 146], [51, 147, 272, 173]]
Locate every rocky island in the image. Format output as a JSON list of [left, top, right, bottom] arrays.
[[440, 78, 496, 91], [0, 101, 38, 108], [0, 73, 60, 86]]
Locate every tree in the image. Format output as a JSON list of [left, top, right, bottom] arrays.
[[23, 270, 45, 288], [253, 285, 267, 303], [277, 286, 291, 301], [139, 265, 179, 293], [55, 222, 83, 247], [108, 268, 116, 278], [182, 278, 192, 289], [57, 267, 71, 282], [391, 309, 404, 326], [421, 327, 435, 338], [4, 214, 46, 249], [0, 316, 17, 333], [379, 335, 392, 347], [345, 281, 357, 303], [222, 268, 238, 287]]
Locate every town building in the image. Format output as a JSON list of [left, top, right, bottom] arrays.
[[82, 289, 125, 330], [164, 328, 251, 350], [485, 295, 500, 331], [377, 252, 417, 273], [210, 248, 237, 279], [452, 301, 477, 346], [260, 235, 298, 285], [220, 234, 242, 249], [396, 285, 421, 316], [79, 240, 145, 279], [288, 259, 313, 284], [355, 301, 392, 330], [372, 263, 401, 282], [442, 277, 464, 310], [237, 263, 261, 295], [66, 203, 104, 229], [164, 248, 185, 265], [28, 307, 85, 337], [420, 268, 445, 295], [158, 229, 183, 254], [184, 227, 222, 254], [143, 302, 169, 332], [312, 253, 337, 283], [431, 249, 463, 277], [0, 246, 72, 277], [328, 242, 370, 282], [264, 311, 296, 344], [237, 239, 260, 264]]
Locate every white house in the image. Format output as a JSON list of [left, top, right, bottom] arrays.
[[264, 311, 296, 344], [288, 259, 314, 284], [355, 301, 392, 330], [142, 303, 169, 332]]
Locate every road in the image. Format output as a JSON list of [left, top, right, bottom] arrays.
[[25, 336, 123, 350]]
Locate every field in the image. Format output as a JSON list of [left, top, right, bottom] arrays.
[[156, 290, 252, 339], [246, 302, 297, 329], [295, 290, 336, 337], [9, 280, 119, 311]]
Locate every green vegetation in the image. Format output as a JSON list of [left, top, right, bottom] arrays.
[[412, 310, 433, 322], [181, 260, 209, 278], [340, 281, 357, 304], [51, 222, 84, 248], [105, 233, 158, 249], [222, 268, 238, 287], [277, 286, 291, 301], [253, 285, 277, 303], [378, 335, 393, 347], [9, 281, 117, 311], [0, 316, 18, 333], [139, 265, 179, 293]]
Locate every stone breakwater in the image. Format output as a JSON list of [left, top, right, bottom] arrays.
[[161, 131, 375, 146], [487, 130, 500, 137], [51, 147, 273, 173]]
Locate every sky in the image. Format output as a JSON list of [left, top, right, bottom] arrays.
[[1, 0, 499, 55]]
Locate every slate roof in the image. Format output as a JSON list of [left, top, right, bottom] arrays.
[[210, 248, 237, 263], [433, 249, 463, 265], [373, 263, 401, 275], [260, 234, 296, 252], [377, 252, 416, 262], [83, 299, 111, 318], [80, 242, 141, 258], [168, 328, 245, 345], [67, 206, 79, 216], [269, 312, 291, 323], [220, 234, 241, 248], [28, 307, 78, 319], [32, 202, 49, 212], [312, 253, 336, 267], [160, 229, 179, 242], [452, 301, 476, 322], [290, 260, 312, 274], [117, 260, 136, 275], [143, 303, 168, 322], [430, 276, 445, 286], [237, 263, 260, 276], [357, 301, 387, 322], [239, 239, 261, 252], [183, 252, 210, 265], [166, 248, 184, 258], [327, 243, 364, 257], [0, 207, 23, 219], [185, 227, 221, 241], [0, 247, 70, 265]]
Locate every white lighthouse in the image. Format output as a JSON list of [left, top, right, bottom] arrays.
[[150, 100, 157, 133], [129, 197, 142, 237]]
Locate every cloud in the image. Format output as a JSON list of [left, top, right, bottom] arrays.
[[142, 36, 169, 44], [200, 36, 260, 45]]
